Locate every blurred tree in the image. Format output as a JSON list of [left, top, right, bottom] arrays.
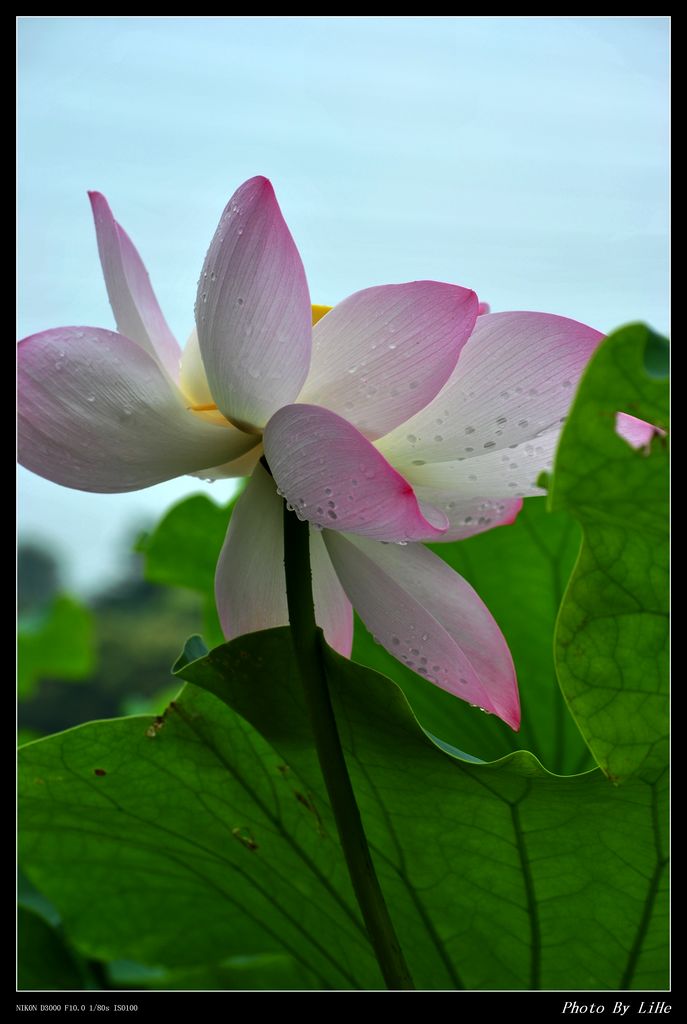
[[18, 542, 60, 612], [18, 530, 203, 736]]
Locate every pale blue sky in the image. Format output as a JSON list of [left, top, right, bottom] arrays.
[[18, 16, 669, 593]]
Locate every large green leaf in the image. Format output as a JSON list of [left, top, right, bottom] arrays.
[[20, 631, 668, 989], [18, 595, 95, 699], [550, 325, 669, 783], [353, 499, 590, 773]]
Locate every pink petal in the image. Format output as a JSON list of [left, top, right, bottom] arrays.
[[407, 429, 559, 499], [412, 488, 523, 540], [298, 282, 478, 439], [263, 404, 448, 542], [215, 465, 352, 655], [323, 531, 520, 730], [88, 192, 181, 381], [18, 327, 255, 492], [196, 176, 312, 430], [616, 411, 666, 449], [377, 311, 603, 472]]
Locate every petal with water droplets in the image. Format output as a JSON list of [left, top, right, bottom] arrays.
[[324, 531, 520, 729], [18, 327, 254, 492], [299, 282, 478, 439], [264, 404, 448, 542], [196, 176, 312, 430], [377, 311, 603, 471]]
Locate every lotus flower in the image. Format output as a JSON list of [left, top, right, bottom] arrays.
[[18, 176, 605, 730]]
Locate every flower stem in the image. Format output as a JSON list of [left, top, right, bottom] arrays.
[[282, 504, 415, 990]]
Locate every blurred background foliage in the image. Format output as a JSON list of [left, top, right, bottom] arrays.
[[18, 534, 201, 743]]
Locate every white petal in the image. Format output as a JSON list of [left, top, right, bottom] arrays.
[[215, 465, 352, 655]]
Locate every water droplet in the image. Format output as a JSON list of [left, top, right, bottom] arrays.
[[54, 361, 63, 370], [465, 426, 475, 434], [421, 633, 429, 641], [86, 395, 95, 403], [326, 509, 337, 520], [210, 271, 216, 281], [483, 441, 496, 449], [518, 419, 528, 428], [237, 297, 244, 306], [409, 381, 418, 389], [391, 636, 400, 646], [286, 502, 294, 511], [411, 459, 426, 466], [434, 435, 443, 442], [351, 478, 359, 487], [468, 474, 477, 482], [397, 540, 408, 546], [406, 434, 417, 444], [410, 647, 420, 656], [562, 379, 572, 388], [459, 678, 469, 686], [388, 342, 397, 350], [509, 462, 518, 470], [312, 523, 323, 531], [324, 487, 332, 496], [496, 416, 507, 424], [432, 665, 441, 673], [327, 500, 336, 508], [508, 482, 518, 488], [464, 516, 473, 523]]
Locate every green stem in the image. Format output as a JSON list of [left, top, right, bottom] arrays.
[[282, 504, 415, 990]]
